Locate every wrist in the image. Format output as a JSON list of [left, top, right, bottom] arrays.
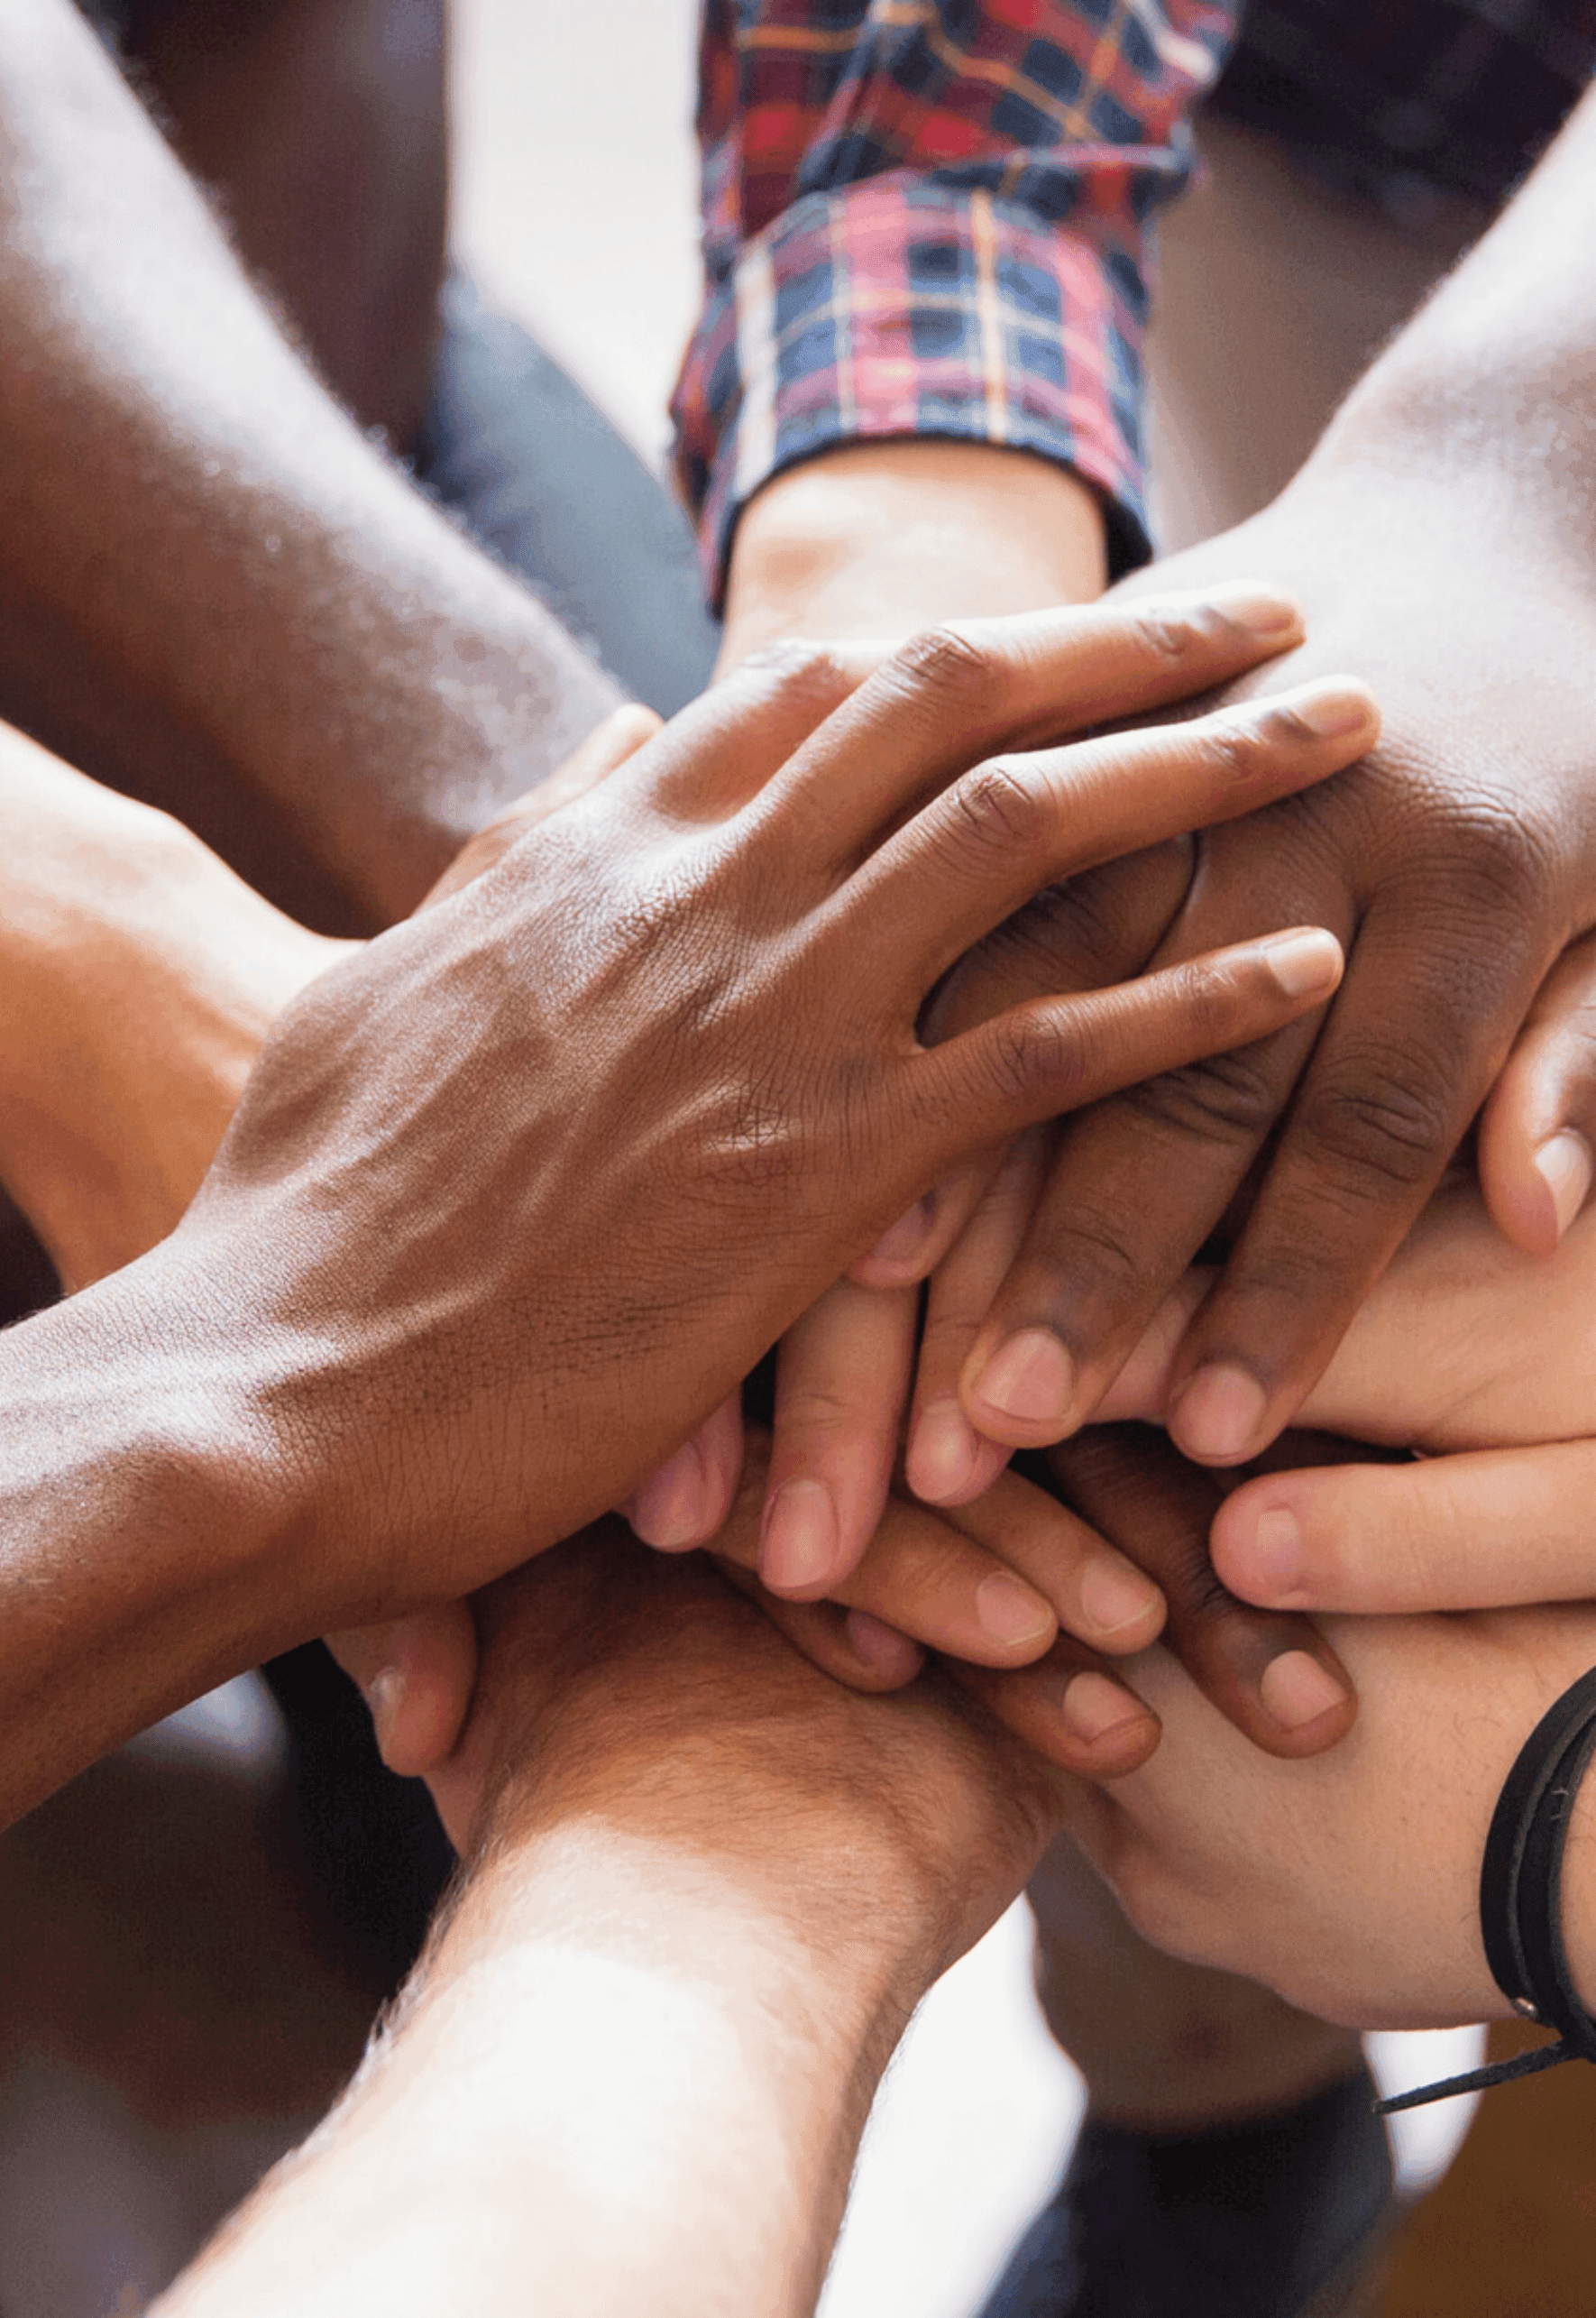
[[719, 441, 1108, 673]]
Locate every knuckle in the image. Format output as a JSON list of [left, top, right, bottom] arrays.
[[1120, 1038, 1286, 1147], [1024, 1206, 1150, 1308], [737, 636, 852, 703], [889, 620, 996, 705], [947, 759, 1048, 861], [985, 1008, 1085, 1112], [1295, 1053, 1454, 1194]]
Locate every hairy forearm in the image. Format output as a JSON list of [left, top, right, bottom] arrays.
[[0, 1, 622, 928], [160, 1820, 920, 2318], [718, 441, 1109, 669]]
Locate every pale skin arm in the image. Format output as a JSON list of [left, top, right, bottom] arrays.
[[0, 0, 621, 928], [157, 1530, 1075, 2318]]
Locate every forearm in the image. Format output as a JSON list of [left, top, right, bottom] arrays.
[[719, 441, 1109, 668], [1298, 82, 1596, 539], [159, 1821, 921, 2318], [0, 1254, 305, 1826], [0, 2, 622, 927]]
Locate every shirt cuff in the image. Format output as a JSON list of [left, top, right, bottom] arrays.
[[672, 175, 1154, 612]]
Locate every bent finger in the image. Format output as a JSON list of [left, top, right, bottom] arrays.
[[949, 1642, 1162, 1779], [852, 843, 1197, 1292], [715, 1559, 929, 1692], [1050, 1428, 1357, 1760], [1479, 929, 1596, 1256], [1213, 1441, 1596, 1614], [627, 1393, 744, 1551], [1164, 902, 1540, 1467], [760, 1278, 917, 1595], [906, 1128, 1050, 1504], [326, 1603, 480, 1779]]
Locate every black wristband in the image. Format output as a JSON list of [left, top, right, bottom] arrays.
[[1379, 1663, 1596, 2116]]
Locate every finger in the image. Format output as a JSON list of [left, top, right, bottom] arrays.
[[717, 1474, 1059, 1669], [855, 679, 1380, 993], [850, 842, 1196, 1292], [906, 1128, 1050, 1504], [421, 704, 662, 907], [949, 1641, 1162, 1779], [766, 585, 1309, 865], [1049, 1429, 1357, 1759], [1213, 1441, 1596, 1614], [626, 1393, 744, 1550], [759, 1279, 917, 1596], [1164, 901, 1542, 1466], [628, 639, 880, 823], [1479, 929, 1596, 1255], [942, 1466, 1166, 1657], [326, 1604, 480, 1778], [913, 925, 1344, 1181], [717, 1559, 928, 1693]]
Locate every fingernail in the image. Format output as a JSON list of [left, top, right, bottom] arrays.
[[1535, 1129, 1592, 1244], [977, 1571, 1056, 1648], [1249, 1504, 1303, 1596], [1258, 926, 1342, 998], [760, 1479, 841, 1594], [907, 1398, 979, 1501], [868, 1196, 935, 1272], [1061, 1670, 1147, 1743], [1260, 1649, 1350, 1733], [1171, 1363, 1269, 1463], [1280, 677, 1375, 738], [628, 1440, 709, 1550], [969, 1329, 1076, 1433], [1078, 1560, 1163, 1640], [1203, 583, 1303, 638], [366, 1666, 406, 1761], [845, 1609, 922, 1682]]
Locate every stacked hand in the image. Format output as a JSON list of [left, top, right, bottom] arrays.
[[0, 591, 1377, 1783]]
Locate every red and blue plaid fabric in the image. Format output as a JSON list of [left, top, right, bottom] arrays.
[[672, 1, 1236, 602]]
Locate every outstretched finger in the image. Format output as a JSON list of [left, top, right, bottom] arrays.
[[1479, 928, 1596, 1256], [855, 680, 1380, 995], [1213, 1440, 1596, 1615], [767, 585, 1309, 867], [915, 926, 1344, 1181]]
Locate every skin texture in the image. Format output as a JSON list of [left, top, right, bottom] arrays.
[[155, 1530, 1078, 2318], [951, 82, 1596, 1475], [0, 607, 1373, 1829]]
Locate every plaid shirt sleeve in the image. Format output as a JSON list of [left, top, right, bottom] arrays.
[[672, 1, 1237, 604]]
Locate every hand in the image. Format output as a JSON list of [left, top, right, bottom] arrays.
[[342, 1427, 1180, 1791], [625, 584, 1373, 1563], [933, 463, 1596, 1473], [1073, 1575, 1596, 2030], [421, 1520, 1080, 1977]]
